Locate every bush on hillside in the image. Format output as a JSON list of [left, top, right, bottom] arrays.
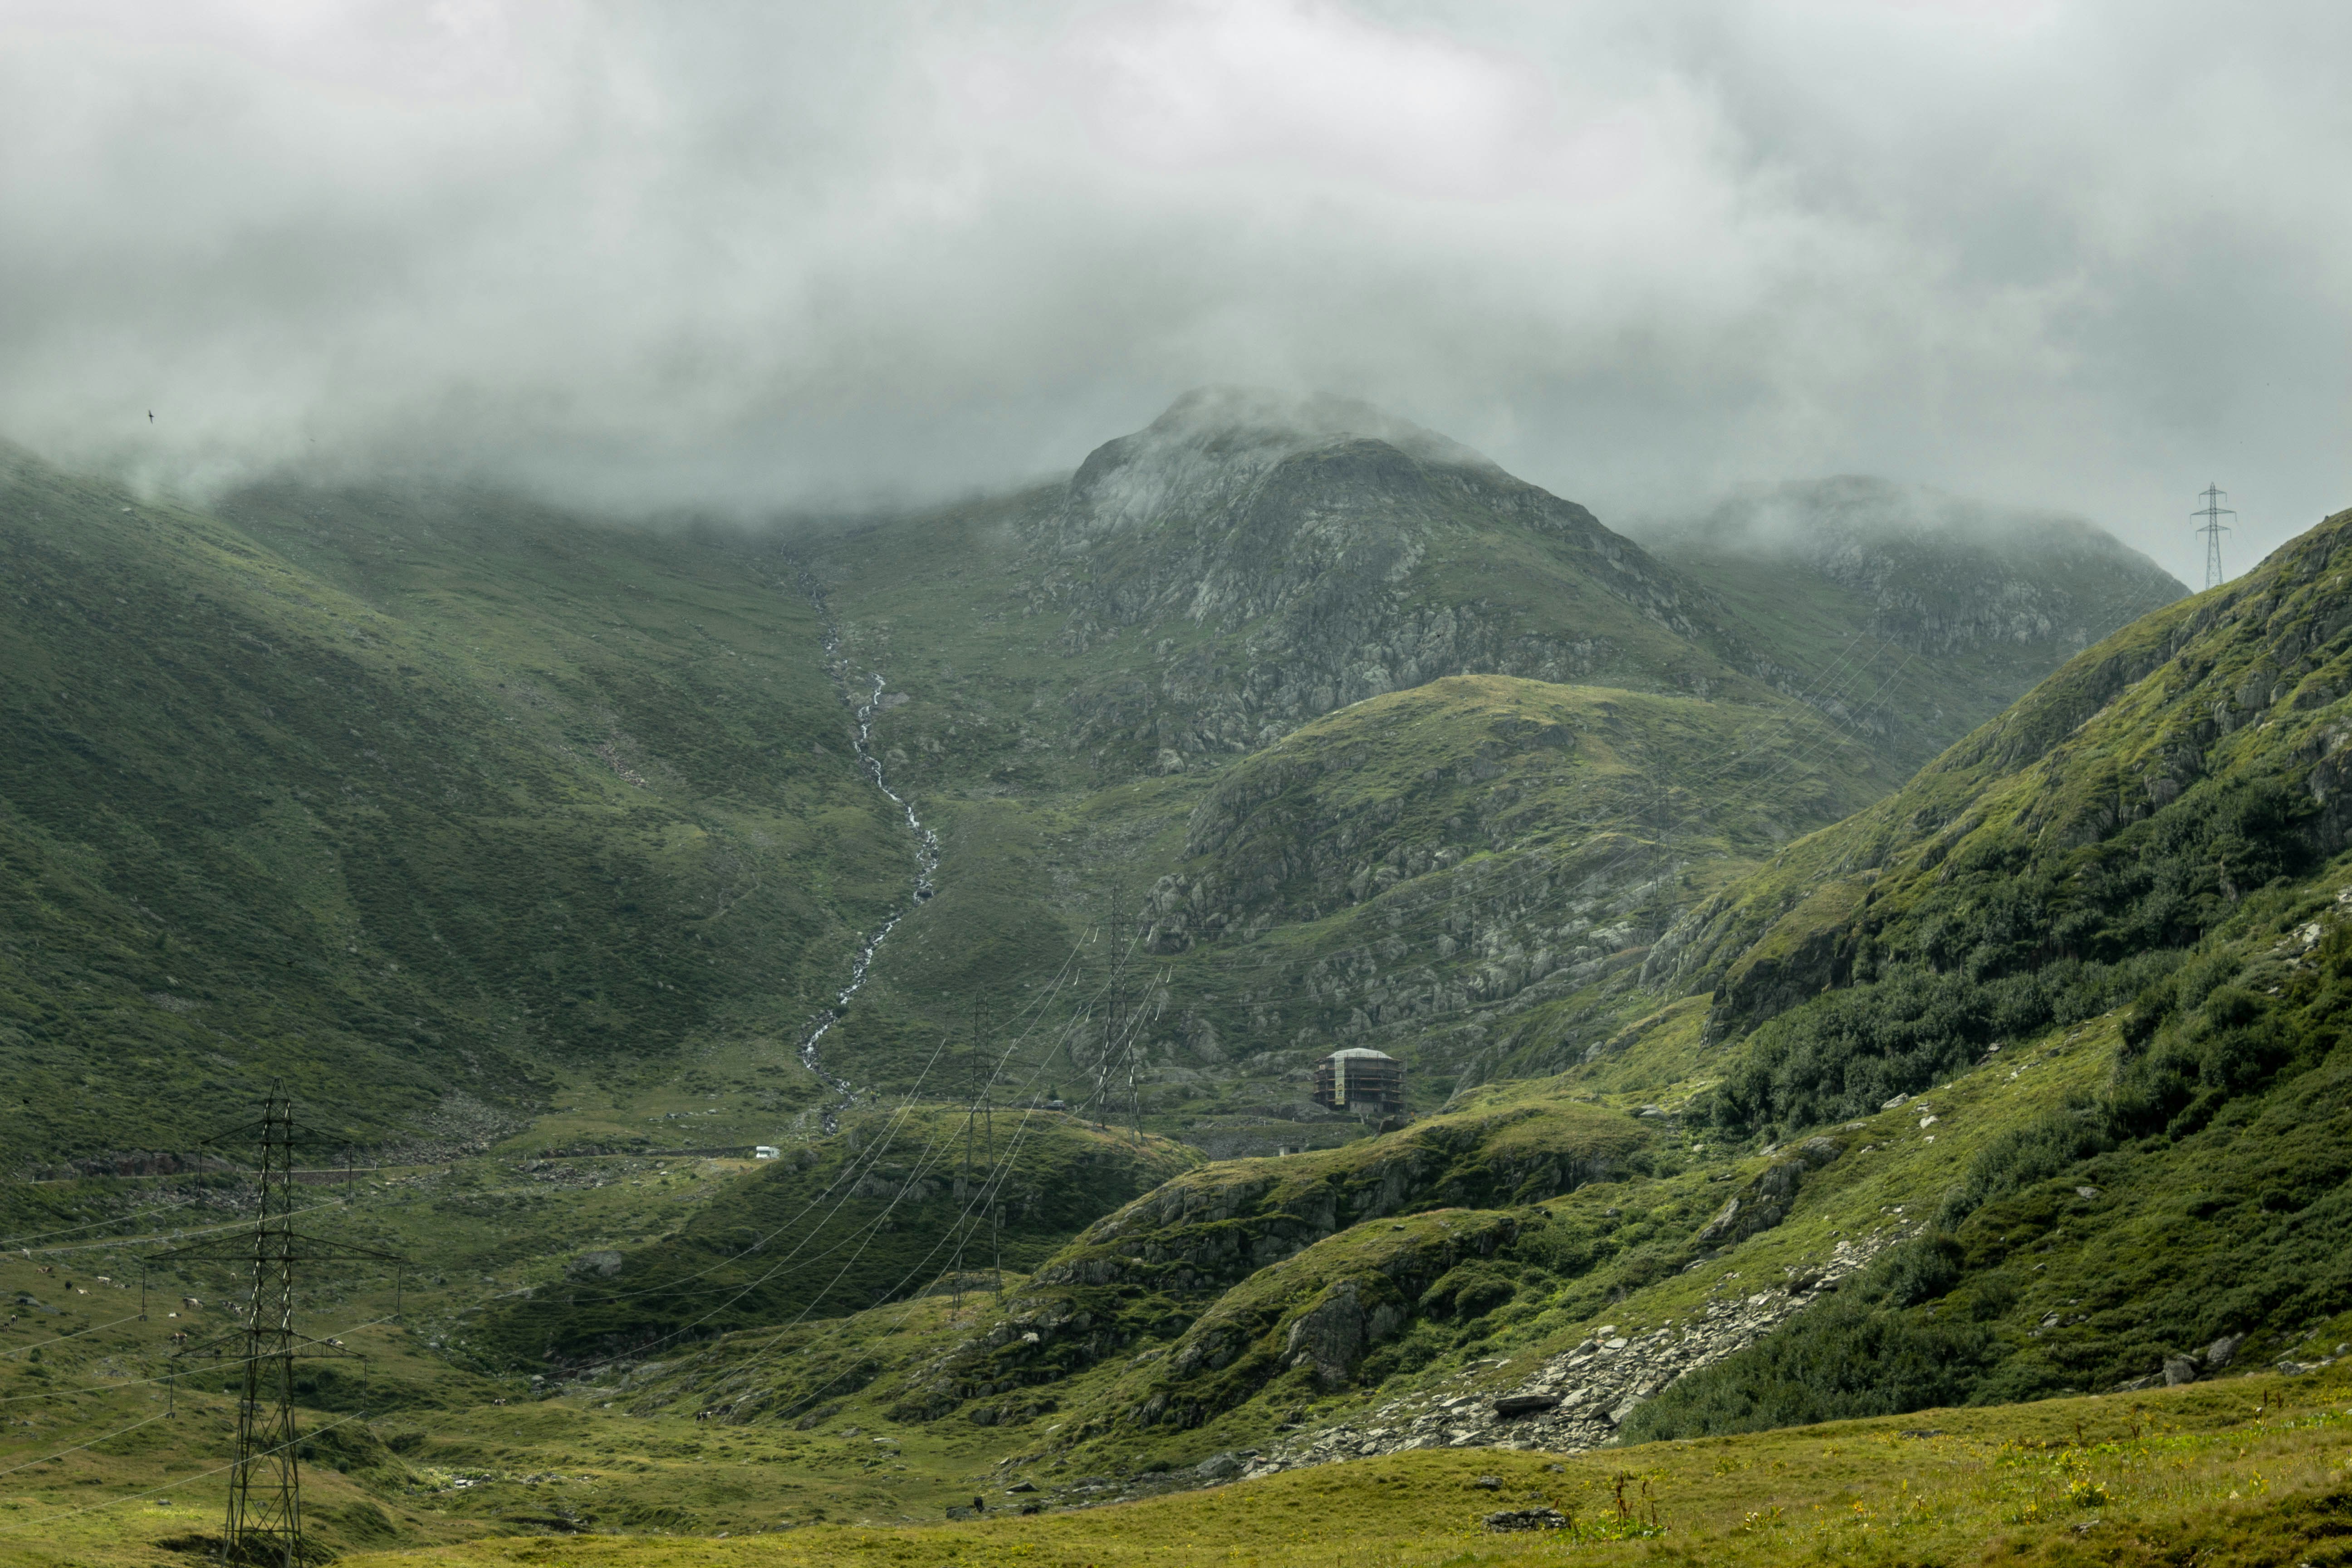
[[1620, 1245, 2001, 1441], [1705, 777, 2321, 1137], [1705, 953, 2172, 1135], [1649, 920, 2352, 1438]]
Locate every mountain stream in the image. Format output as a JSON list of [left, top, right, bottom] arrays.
[[794, 578, 940, 1129]]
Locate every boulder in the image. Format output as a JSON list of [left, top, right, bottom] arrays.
[[1194, 1451, 1245, 1481], [2162, 1355, 2200, 1387], [1796, 1137, 1845, 1168], [2205, 1332, 2246, 1369], [1492, 1394, 1563, 1419], [1283, 1277, 1406, 1391], [1484, 1509, 1570, 1532]]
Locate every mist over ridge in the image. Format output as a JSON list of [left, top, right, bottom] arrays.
[[4, 2, 2347, 586]]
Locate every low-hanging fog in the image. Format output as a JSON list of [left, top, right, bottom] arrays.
[[3, 0, 2347, 584]]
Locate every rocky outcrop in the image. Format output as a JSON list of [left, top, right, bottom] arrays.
[[1034, 1105, 1645, 1300], [1135, 1210, 1520, 1425], [2109, 1330, 2265, 1392], [1282, 1278, 1407, 1390], [1238, 1226, 1911, 1480], [925, 1107, 1649, 1420], [1690, 1137, 1844, 1250]]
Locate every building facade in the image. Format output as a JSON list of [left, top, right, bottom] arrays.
[[1311, 1047, 1404, 1116]]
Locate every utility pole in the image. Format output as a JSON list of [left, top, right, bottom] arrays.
[[2195, 484, 2236, 590], [975, 998, 1000, 1298], [227, 1092, 301, 1567], [157, 1088, 404, 1568], [1124, 968, 1167, 1148], [1096, 886, 1128, 1126], [953, 1037, 971, 1322]]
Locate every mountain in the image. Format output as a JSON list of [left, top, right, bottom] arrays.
[[577, 501, 2345, 1497], [0, 401, 2270, 1563], [0, 447, 905, 1167], [792, 397, 2183, 1150], [0, 398, 2181, 1172], [1629, 475, 2188, 774], [1612, 501, 2352, 1426]]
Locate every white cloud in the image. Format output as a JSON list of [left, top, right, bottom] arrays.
[[0, 0, 2344, 579]]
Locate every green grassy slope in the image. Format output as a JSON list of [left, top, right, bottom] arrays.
[[324, 1368, 2352, 1568], [465, 1107, 1201, 1368], [929, 1093, 1657, 1410], [20, 1187, 2352, 1568], [0, 449, 907, 1166], [1669, 504, 2352, 1105], [1597, 505, 2352, 1430]]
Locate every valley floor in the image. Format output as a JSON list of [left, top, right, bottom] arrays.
[[10, 1366, 2347, 1568]]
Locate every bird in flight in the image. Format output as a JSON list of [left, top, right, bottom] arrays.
[[147, 411, 154, 422]]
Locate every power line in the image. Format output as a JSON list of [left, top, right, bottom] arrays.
[[0, 1312, 147, 1361], [0, 1197, 198, 1250], [0, 1412, 172, 1482], [14, 1199, 348, 1259], [151, 1090, 402, 1568], [0, 1413, 371, 1540], [711, 947, 1148, 1408], [2194, 484, 2235, 590]]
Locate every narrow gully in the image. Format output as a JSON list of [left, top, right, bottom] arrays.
[[793, 574, 940, 1129]]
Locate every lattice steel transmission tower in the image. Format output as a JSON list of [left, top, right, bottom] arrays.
[[158, 1088, 404, 1568], [2195, 483, 2236, 590]]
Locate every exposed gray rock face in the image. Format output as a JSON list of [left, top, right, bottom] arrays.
[[1691, 1137, 1843, 1249], [1030, 387, 1722, 758], [1284, 1277, 1408, 1391], [1237, 1228, 1910, 1481]]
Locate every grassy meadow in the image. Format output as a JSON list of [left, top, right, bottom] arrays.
[[9, 1362, 2348, 1568]]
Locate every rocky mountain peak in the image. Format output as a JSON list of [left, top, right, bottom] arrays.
[[1059, 385, 1504, 543]]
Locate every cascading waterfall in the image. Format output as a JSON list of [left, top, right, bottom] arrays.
[[793, 574, 939, 1128]]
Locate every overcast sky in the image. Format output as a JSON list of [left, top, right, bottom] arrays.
[[3, 1, 2346, 583]]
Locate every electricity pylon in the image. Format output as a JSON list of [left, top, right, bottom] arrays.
[[2195, 484, 2236, 590], [157, 1088, 404, 1568]]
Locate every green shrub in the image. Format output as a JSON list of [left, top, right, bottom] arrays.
[[1709, 779, 2318, 1138], [1879, 1232, 1965, 1308], [1620, 1279, 2000, 1441]]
